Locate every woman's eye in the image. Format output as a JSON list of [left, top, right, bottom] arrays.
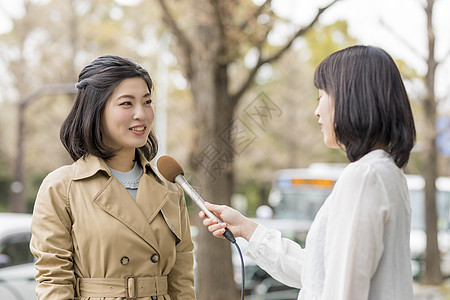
[[120, 101, 132, 106], [144, 99, 152, 105]]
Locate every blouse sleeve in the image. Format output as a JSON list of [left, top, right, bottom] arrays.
[[245, 224, 305, 288], [29, 168, 75, 300], [321, 163, 390, 300]]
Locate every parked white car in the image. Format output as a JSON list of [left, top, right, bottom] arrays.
[[0, 213, 37, 300]]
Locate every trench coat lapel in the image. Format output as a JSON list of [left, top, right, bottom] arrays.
[[74, 153, 172, 255], [135, 173, 169, 223], [92, 178, 162, 254], [134, 151, 172, 224]]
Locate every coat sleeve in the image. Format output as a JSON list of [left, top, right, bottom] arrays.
[[30, 167, 75, 300], [166, 187, 197, 299]]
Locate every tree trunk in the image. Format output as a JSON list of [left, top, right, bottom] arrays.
[[187, 17, 239, 298], [192, 64, 239, 298], [422, 112, 441, 284], [422, 0, 442, 285]]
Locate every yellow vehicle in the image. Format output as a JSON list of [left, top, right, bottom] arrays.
[[267, 163, 345, 245]]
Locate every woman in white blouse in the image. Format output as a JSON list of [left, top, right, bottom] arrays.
[[200, 45, 416, 300]]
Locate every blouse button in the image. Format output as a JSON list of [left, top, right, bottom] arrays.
[[150, 254, 159, 263], [120, 256, 130, 266]]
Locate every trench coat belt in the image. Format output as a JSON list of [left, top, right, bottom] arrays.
[[76, 275, 168, 299]]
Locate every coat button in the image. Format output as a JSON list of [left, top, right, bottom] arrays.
[[120, 256, 130, 266], [150, 254, 159, 263]]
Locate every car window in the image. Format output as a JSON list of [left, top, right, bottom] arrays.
[[0, 233, 34, 268]]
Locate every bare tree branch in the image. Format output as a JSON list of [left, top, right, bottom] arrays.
[[263, 0, 339, 65], [231, 0, 338, 104], [248, 8, 276, 50], [211, 0, 226, 60], [21, 83, 77, 107], [157, 0, 194, 80], [239, 0, 272, 32], [227, 3, 276, 65], [379, 19, 427, 61], [254, 19, 273, 54]]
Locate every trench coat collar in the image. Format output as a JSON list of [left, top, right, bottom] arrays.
[[72, 155, 111, 180], [72, 150, 164, 181], [71, 151, 171, 254]]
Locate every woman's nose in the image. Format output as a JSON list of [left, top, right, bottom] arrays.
[[314, 105, 320, 117], [133, 105, 145, 119]]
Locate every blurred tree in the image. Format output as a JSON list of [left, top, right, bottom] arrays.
[[234, 20, 357, 213], [155, 0, 338, 298], [0, 0, 84, 212], [421, 0, 445, 285], [382, 0, 449, 284], [0, 0, 164, 212]]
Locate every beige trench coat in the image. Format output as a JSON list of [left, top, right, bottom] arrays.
[[30, 152, 196, 300]]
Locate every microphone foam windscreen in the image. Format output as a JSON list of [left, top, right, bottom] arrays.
[[157, 155, 185, 183]]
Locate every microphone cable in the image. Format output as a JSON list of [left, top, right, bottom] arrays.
[[233, 240, 245, 300], [220, 224, 245, 300]]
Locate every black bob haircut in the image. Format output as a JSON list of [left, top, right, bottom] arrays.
[[60, 55, 158, 161], [314, 45, 416, 168]]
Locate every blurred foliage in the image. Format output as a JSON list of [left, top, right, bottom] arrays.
[[303, 20, 357, 67], [236, 179, 271, 218], [25, 173, 47, 212]]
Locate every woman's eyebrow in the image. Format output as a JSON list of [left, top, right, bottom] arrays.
[[116, 92, 150, 100], [116, 94, 134, 100]]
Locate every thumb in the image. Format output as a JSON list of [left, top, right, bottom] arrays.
[[204, 202, 222, 215]]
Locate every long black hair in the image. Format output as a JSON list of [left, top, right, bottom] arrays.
[[314, 45, 416, 168], [60, 55, 158, 161]]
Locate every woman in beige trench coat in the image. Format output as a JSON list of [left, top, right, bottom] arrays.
[[30, 55, 197, 300]]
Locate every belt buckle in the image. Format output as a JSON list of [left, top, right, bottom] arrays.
[[125, 275, 137, 300]]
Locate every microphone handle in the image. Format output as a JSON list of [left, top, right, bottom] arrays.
[[174, 175, 236, 243]]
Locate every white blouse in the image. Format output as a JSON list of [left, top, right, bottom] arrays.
[[246, 150, 414, 299]]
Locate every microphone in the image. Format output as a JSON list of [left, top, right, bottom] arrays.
[[157, 155, 236, 243]]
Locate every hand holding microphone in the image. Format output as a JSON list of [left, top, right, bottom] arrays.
[[199, 202, 258, 242], [157, 155, 237, 243]]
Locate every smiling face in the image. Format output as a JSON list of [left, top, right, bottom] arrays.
[[101, 77, 154, 154], [315, 89, 339, 149]]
